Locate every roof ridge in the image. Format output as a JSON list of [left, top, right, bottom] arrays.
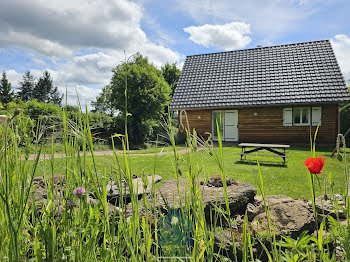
[[186, 39, 330, 58]]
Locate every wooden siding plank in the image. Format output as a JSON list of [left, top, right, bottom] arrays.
[[179, 104, 338, 144]]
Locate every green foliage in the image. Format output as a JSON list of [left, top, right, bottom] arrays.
[[0, 101, 20, 116], [0, 71, 14, 108], [110, 53, 171, 145], [0, 106, 350, 260], [23, 99, 62, 119], [91, 84, 116, 116], [33, 70, 63, 106], [340, 83, 350, 143], [161, 62, 181, 96], [84, 112, 124, 143], [17, 71, 35, 102]]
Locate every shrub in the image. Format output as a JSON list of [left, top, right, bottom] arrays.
[[23, 99, 62, 119]]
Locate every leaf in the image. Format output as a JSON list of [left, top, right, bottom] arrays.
[[111, 133, 124, 138]]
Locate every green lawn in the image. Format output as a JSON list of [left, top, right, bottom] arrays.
[[21, 143, 185, 155], [125, 145, 186, 154], [31, 145, 350, 199]]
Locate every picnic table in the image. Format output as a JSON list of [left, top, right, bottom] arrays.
[[238, 143, 290, 165]]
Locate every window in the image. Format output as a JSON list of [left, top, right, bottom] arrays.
[[311, 107, 321, 126], [283, 107, 321, 126], [293, 107, 310, 125], [212, 111, 224, 138]]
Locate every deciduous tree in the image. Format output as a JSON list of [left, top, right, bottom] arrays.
[[91, 85, 116, 116], [161, 62, 181, 96], [110, 53, 171, 145]]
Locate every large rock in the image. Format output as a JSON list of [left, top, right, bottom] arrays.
[[152, 178, 256, 223], [313, 194, 346, 220], [106, 174, 162, 205], [250, 195, 316, 238]]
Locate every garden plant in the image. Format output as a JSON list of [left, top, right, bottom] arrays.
[[0, 101, 349, 261]]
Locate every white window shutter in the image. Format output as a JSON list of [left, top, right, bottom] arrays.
[[312, 107, 321, 126], [283, 108, 293, 126]]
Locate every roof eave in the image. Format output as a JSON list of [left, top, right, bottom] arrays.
[[169, 100, 350, 110]]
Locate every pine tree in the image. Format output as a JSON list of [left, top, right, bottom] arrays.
[[0, 72, 14, 108], [18, 71, 35, 102], [33, 70, 62, 105]]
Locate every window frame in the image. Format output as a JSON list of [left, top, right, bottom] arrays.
[[293, 107, 311, 126], [212, 110, 224, 141]]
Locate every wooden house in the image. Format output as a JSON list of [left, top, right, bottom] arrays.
[[170, 40, 350, 144]]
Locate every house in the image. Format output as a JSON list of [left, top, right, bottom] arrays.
[[170, 40, 350, 144]]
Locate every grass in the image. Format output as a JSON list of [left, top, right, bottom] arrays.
[[31, 144, 349, 199], [125, 145, 186, 154], [21, 142, 185, 155], [2, 107, 350, 261]]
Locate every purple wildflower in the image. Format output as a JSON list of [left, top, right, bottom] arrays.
[[73, 187, 86, 197]]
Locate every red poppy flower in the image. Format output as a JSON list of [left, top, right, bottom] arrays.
[[304, 157, 325, 174]]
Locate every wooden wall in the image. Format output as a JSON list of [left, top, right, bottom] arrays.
[[180, 104, 338, 144], [179, 109, 212, 140]]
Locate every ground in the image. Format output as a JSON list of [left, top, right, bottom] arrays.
[[30, 144, 350, 199]]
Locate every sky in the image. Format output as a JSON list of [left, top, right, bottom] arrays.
[[0, 0, 349, 109]]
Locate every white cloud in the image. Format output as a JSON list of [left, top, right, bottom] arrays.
[[331, 34, 350, 82], [0, 0, 180, 64], [5, 70, 22, 88], [176, 0, 317, 40], [0, 31, 73, 58], [184, 22, 251, 51], [0, 0, 182, 108]]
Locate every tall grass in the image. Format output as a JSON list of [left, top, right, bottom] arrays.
[[0, 104, 349, 260]]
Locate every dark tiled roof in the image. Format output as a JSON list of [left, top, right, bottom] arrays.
[[170, 40, 350, 109]]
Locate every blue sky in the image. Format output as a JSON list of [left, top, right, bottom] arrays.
[[0, 0, 349, 109]]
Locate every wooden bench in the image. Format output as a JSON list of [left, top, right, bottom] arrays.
[[238, 143, 290, 165]]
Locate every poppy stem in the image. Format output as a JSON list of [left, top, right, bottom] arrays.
[[311, 173, 319, 231]]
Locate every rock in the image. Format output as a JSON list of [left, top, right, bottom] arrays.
[[152, 178, 256, 223], [314, 194, 346, 220], [31, 175, 67, 217], [335, 246, 345, 261], [0, 115, 7, 124], [33, 175, 66, 202], [204, 174, 238, 187], [250, 195, 316, 238], [213, 230, 246, 261], [246, 203, 259, 221], [106, 174, 162, 205]]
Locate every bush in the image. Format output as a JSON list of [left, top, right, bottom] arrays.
[[175, 130, 187, 145], [23, 99, 62, 119], [0, 101, 20, 116], [78, 112, 125, 145]]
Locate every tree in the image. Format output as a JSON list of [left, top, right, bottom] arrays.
[[91, 85, 117, 116], [161, 62, 181, 96], [110, 53, 171, 145], [340, 82, 350, 138], [0, 72, 14, 108], [18, 71, 35, 102], [33, 70, 63, 106]]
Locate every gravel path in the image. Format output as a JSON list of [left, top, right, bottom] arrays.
[[25, 147, 202, 161]]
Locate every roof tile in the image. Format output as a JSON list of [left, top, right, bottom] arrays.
[[170, 40, 350, 109]]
